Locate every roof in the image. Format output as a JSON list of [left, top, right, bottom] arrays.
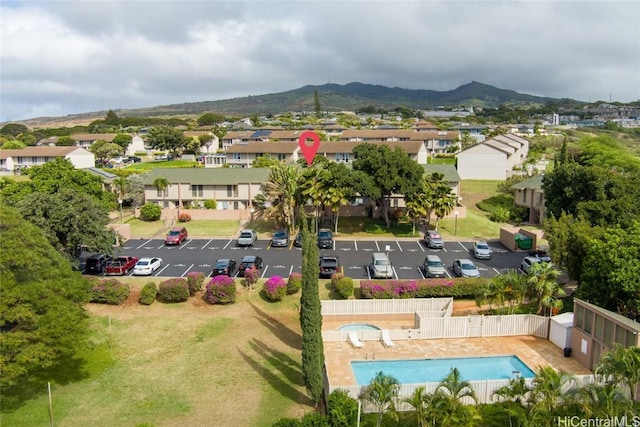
[[459, 141, 511, 156], [317, 140, 424, 154], [0, 146, 87, 159], [510, 174, 544, 191], [422, 164, 461, 182], [70, 133, 116, 142], [86, 167, 118, 182], [143, 167, 271, 185], [574, 298, 640, 333], [226, 141, 299, 154], [550, 312, 574, 328]]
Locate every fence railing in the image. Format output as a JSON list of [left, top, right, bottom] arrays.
[[321, 298, 452, 316]]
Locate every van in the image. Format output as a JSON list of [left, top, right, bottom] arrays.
[[423, 255, 446, 278], [370, 252, 393, 279], [85, 254, 111, 275]]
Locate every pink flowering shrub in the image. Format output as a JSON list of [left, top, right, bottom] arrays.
[[330, 272, 345, 289], [186, 271, 205, 296], [360, 278, 483, 299], [286, 272, 302, 295], [242, 267, 260, 289], [264, 276, 287, 301], [89, 278, 131, 305], [204, 275, 236, 304], [157, 278, 189, 303], [178, 212, 192, 222]]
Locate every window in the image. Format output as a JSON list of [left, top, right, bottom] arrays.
[[335, 153, 349, 162], [220, 201, 229, 210], [522, 191, 527, 203], [232, 153, 241, 161], [191, 185, 203, 198], [603, 319, 613, 345], [438, 140, 448, 147], [575, 305, 584, 330], [584, 309, 593, 334], [31, 157, 38, 163], [594, 315, 604, 340], [227, 185, 238, 197], [233, 201, 239, 210], [277, 154, 287, 161]]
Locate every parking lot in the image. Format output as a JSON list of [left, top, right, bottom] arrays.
[[88, 237, 527, 279]]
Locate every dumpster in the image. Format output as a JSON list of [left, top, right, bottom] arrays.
[[515, 233, 533, 250]]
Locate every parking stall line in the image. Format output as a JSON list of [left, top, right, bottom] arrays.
[[201, 239, 213, 250], [261, 266, 269, 278], [354, 241, 358, 251], [157, 243, 165, 250], [417, 267, 426, 279], [288, 266, 293, 276], [155, 264, 170, 276], [396, 241, 403, 252], [366, 266, 371, 280], [457, 242, 467, 251], [493, 267, 501, 275], [417, 241, 425, 252], [392, 267, 398, 280], [375, 241, 380, 251], [223, 240, 233, 250], [179, 239, 193, 250], [181, 264, 195, 277], [136, 239, 153, 249]]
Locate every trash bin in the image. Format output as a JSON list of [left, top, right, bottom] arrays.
[[515, 234, 533, 250], [564, 348, 572, 358]]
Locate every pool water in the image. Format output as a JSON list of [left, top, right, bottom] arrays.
[[338, 323, 381, 332], [352, 356, 535, 385]]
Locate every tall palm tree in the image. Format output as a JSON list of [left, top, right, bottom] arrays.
[[493, 376, 531, 427], [432, 184, 456, 231], [402, 386, 432, 427], [430, 368, 479, 426], [479, 270, 528, 314], [358, 372, 400, 427], [300, 166, 327, 233], [526, 262, 565, 316], [594, 343, 640, 402], [261, 164, 301, 234], [405, 193, 428, 237], [528, 366, 574, 423], [152, 177, 169, 207]]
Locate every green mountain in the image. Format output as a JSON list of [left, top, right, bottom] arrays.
[[119, 81, 572, 118]]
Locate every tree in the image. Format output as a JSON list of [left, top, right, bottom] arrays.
[[112, 133, 133, 151], [477, 270, 527, 314], [359, 372, 400, 427], [526, 262, 565, 316], [153, 177, 169, 206], [528, 366, 573, 422], [1, 140, 27, 149], [430, 367, 478, 426], [125, 173, 147, 207], [0, 205, 91, 387], [352, 143, 424, 228], [146, 126, 189, 155], [0, 123, 29, 137], [492, 376, 531, 427], [252, 154, 282, 168], [594, 343, 640, 402], [299, 214, 324, 406], [198, 133, 216, 152], [16, 188, 114, 259], [403, 386, 432, 427], [197, 113, 225, 126], [322, 162, 358, 233], [257, 164, 301, 234], [326, 389, 359, 427], [104, 109, 120, 125], [18, 133, 37, 146], [565, 380, 634, 418], [314, 90, 322, 118], [89, 140, 123, 165], [55, 135, 76, 146]]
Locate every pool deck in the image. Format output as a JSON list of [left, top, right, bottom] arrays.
[[323, 321, 592, 387]]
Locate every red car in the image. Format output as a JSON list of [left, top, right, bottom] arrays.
[[105, 256, 139, 276], [164, 227, 188, 245]]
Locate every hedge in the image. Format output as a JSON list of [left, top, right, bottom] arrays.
[[204, 275, 236, 304], [139, 282, 157, 305], [264, 276, 287, 301], [360, 278, 487, 299], [157, 278, 189, 303], [89, 278, 131, 305]]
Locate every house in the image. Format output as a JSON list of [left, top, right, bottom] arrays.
[[456, 134, 530, 180], [412, 131, 460, 155], [183, 131, 219, 154], [511, 174, 545, 224], [422, 164, 461, 201], [317, 140, 428, 165], [70, 133, 116, 148], [0, 146, 95, 172], [143, 168, 270, 211], [451, 123, 487, 143], [224, 141, 300, 167]]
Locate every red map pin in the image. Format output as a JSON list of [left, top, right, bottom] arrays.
[[298, 131, 320, 166]]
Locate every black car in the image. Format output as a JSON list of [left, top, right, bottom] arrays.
[[212, 259, 237, 276], [127, 156, 142, 163], [293, 232, 302, 248], [319, 256, 340, 278], [237, 255, 263, 277], [271, 230, 289, 247], [85, 254, 112, 274], [317, 229, 334, 249]]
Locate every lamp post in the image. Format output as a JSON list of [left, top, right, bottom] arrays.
[[118, 199, 123, 222], [454, 210, 459, 236]]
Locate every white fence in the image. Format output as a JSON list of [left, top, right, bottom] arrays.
[[329, 374, 596, 410], [321, 298, 453, 316]]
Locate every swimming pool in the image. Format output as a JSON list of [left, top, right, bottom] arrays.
[[338, 323, 381, 332], [352, 355, 535, 385]]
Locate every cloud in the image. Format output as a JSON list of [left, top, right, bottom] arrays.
[[1, 1, 638, 121]]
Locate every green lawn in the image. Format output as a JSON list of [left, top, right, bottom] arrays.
[[126, 160, 203, 170], [125, 218, 240, 238]]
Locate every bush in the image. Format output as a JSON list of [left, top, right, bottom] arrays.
[[272, 418, 302, 427], [203, 199, 217, 209], [186, 271, 205, 296], [89, 278, 131, 305], [157, 278, 189, 303], [286, 272, 302, 295], [330, 272, 345, 289], [489, 207, 511, 223], [264, 276, 287, 301], [139, 282, 157, 305], [300, 412, 328, 427], [178, 212, 192, 222], [139, 203, 161, 221], [327, 389, 358, 427], [335, 276, 354, 299], [204, 275, 236, 304], [243, 267, 260, 289], [360, 278, 487, 299]]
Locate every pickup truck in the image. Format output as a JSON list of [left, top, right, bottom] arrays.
[[105, 256, 138, 276]]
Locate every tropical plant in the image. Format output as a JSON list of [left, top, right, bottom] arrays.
[[263, 276, 287, 301], [256, 164, 301, 234], [526, 262, 565, 316], [477, 270, 527, 314], [428, 367, 478, 426], [152, 177, 169, 205], [528, 366, 574, 422], [594, 343, 640, 402], [326, 389, 359, 427], [242, 267, 260, 290], [492, 376, 531, 427], [402, 386, 432, 427], [359, 372, 400, 427]]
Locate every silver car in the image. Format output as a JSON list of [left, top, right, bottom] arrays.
[[452, 259, 480, 278], [473, 241, 493, 260], [237, 229, 257, 247], [423, 255, 446, 278]]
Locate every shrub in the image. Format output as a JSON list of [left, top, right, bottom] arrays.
[[157, 278, 189, 303], [300, 412, 328, 427], [89, 278, 131, 305], [204, 275, 236, 304], [178, 212, 192, 222], [489, 207, 511, 223], [203, 199, 217, 209], [139, 282, 157, 305], [327, 389, 359, 427], [263, 276, 287, 301], [286, 272, 302, 295], [330, 272, 345, 289], [360, 278, 486, 299], [243, 267, 260, 289], [186, 271, 205, 296], [272, 418, 302, 427], [335, 276, 354, 299], [139, 203, 161, 221]]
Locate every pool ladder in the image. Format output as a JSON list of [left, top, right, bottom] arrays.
[[365, 353, 376, 361]]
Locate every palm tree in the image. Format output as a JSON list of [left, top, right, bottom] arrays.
[[564, 381, 634, 418], [402, 386, 432, 427], [300, 166, 327, 233], [405, 193, 428, 237], [261, 164, 301, 234], [528, 366, 574, 423], [479, 270, 528, 314], [152, 177, 169, 207], [432, 184, 456, 230], [526, 262, 565, 316], [594, 343, 640, 402], [358, 372, 399, 427], [429, 368, 478, 426], [493, 376, 531, 427]]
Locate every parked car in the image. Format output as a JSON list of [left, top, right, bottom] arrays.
[[452, 259, 480, 278], [238, 255, 263, 276], [317, 228, 334, 249], [133, 257, 163, 276], [85, 253, 112, 275], [370, 252, 393, 279], [424, 230, 444, 249], [105, 256, 138, 276], [473, 241, 493, 260], [423, 255, 446, 278], [164, 227, 188, 245], [271, 230, 289, 247], [520, 256, 542, 274], [154, 154, 168, 161], [527, 249, 551, 262], [293, 232, 302, 247], [127, 156, 142, 163], [237, 229, 258, 247], [212, 258, 237, 277], [319, 255, 340, 278]]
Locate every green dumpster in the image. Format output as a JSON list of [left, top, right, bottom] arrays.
[[515, 233, 533, 250]]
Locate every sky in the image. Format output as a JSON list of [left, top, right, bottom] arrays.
[[1, 1, 639, 122]]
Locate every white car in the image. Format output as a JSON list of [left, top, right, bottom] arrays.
[[520, 256, 541, 274], [473, 241, 493, 260], [133, 257, 163, 276]]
